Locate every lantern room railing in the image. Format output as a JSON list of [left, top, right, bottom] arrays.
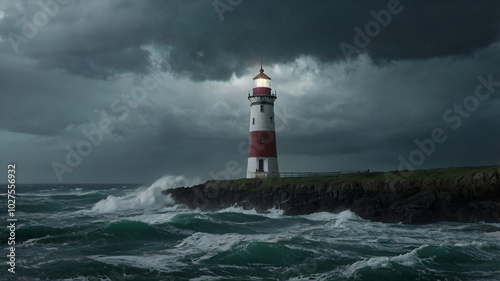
[[248, 90, 277, 97]]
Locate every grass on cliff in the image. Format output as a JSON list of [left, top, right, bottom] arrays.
[[223, 165, 500, 189]]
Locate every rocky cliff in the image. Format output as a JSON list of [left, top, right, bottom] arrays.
[[162, 170, 500, 224]]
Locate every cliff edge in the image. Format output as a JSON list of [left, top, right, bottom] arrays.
[[162, 166, 500, 224]]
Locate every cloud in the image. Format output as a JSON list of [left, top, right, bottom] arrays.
[[0, 0, 499, 81]]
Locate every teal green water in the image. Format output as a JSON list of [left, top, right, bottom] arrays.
[[2, 178, 500, 280]]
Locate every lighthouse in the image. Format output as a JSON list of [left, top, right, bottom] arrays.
[[246, 64, 279, 178]]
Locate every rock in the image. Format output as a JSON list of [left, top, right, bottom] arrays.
[[162, 169, 500, 224], [474, 173, 485, 182], [485, 171, 496, 180]]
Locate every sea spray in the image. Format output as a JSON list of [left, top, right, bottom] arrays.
[[91, 175, 197, 213]]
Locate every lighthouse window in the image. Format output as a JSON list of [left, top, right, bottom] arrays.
[[260, 105, 264, 112], [270, 117, 273, 124], [259, 134, 265, 143], [252, 118, 255, 125]]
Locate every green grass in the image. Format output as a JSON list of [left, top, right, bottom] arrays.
[[386, 165, 500, 180], [258, 172, 379, 188], [244, 165, 500, 189], [202, 165, 500, 190]]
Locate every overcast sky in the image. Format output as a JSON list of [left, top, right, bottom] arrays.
[[0, 0, 499, 184]]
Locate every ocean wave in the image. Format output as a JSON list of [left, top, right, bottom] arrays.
[[299, 210, 366, 230], [101, 220, 167, 240], [175, 232, 242, 254], [90, 254, 186, 274], [301, 210, 363, 223], [126, 206, 187, 225], [215, 206, 284, 218], [342, 244, 426, 278], [91, 175, 194, 213], [445, 240, 499, 261], [20, 235, 52, 246], [174, 231, 317, 267], [18, 190, 102, 198], [16, 224, 78, 242], [484, 231, 500, 239], [453, 240, 491, 249], [342, 241, 500, 279]]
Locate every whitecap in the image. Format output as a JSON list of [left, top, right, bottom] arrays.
[[91, 175, 197, 213], [302, 210, 362, 222], [127, 208, 184, 225], [215, 206, 284, 218], [484, 231, 500, 238], [90, 254, 185, 273], [216, 205, 259, 215], [174, 232, 295, 262], [21, 190, 100, 197], [454, 241, 490, 249], [342, 244, 426, 278], [20, 235, 51, 246]]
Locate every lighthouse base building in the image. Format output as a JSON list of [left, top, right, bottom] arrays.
[[247, 157, 279, 178], [246, 65, 279, 178]]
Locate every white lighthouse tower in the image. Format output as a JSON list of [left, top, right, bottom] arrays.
[[246, 64, 279, 178]]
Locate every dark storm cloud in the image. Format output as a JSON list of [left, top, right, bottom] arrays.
[[262, 42, 500, 173], [0, 0, 498, 81], [0, 0, 157, 78], [0, 52, 123, 136]]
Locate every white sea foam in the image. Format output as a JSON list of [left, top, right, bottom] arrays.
[[20, 235, 51, 247], [263, 207, 286, 218], [216, 205, 259, 215], [342, 245, 425, 278], [176, 232, 242, 253], [21, 189, 102, 198], [454, 241, 489, 248], [127, 207, 184, 224], [215, 206, 284, 218], [301, 210, 364, 229], [174, 231, 296, 262], [343, 256, 391, 278], [484, 231, 500, 238], [301, 212, 339, 222], [91, 175, 196, 213], [189, 276, 224, 281], [91, 254, 185, 273], [302, 210, 362, 222], [288, 274, 329, 281]]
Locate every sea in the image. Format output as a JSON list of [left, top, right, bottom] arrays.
[[2, 175, 500, 281]]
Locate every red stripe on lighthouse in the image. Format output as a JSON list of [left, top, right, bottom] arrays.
[[248, 131, 277, 157], [252, 87, 272, 95]]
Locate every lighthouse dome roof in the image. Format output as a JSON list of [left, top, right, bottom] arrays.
[[253, 67, 271, 80]]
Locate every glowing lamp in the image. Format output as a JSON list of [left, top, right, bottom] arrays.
[[252, 65, 272, 95], [254, 76, 271, 88]]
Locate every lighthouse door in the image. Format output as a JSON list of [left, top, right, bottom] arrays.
[[258, 159, 264, 171]]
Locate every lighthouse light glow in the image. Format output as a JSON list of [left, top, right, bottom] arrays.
[[254, 78, 271, 88]]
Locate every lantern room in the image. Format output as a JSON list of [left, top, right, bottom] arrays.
[[252, 65, 272, 95]]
